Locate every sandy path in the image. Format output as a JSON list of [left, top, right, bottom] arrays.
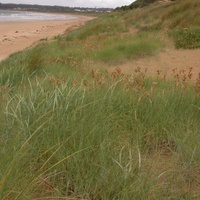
[[116, 48, 200, 80], [0, 15, 93, 61]]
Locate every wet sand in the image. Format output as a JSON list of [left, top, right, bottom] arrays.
[[0, 15, 94, 61]]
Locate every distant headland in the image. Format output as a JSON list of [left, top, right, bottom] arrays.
[[0, 2, 113, 14]]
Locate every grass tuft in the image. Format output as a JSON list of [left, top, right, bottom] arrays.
[[27, 46, 45, 74]]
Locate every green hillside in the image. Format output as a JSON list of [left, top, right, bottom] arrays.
[[118, 0, 200, 48], [0, 0, 200, 199]]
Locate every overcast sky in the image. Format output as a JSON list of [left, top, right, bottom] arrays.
[[0, 0, 134, 8]]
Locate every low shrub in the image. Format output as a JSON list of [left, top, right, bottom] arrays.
[[169, 27, 200, 49]]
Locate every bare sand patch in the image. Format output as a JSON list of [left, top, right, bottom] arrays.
[[112, 48, 200, 80]]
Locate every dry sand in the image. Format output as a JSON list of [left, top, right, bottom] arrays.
[[0, 15, 94, 61], [119, 48, 200, 80]]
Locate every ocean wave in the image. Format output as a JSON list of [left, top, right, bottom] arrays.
[[0, 10, 77, 21]]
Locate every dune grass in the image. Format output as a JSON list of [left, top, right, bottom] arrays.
[[0, 67, 200, 199], [120, 0, 200, 49], [65, 14, 128, 40], [0, 29, 163, 84], [0, 0, 200, 199], [122, 0, 200, 29]]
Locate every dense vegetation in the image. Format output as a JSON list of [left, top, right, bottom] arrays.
[[0, 0, 200, 199], [116, 0, 161, 10]]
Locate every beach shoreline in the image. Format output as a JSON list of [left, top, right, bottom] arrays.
[[0, 15, 94, 61]]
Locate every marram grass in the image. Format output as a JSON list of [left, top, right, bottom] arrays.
[[0, 0, 200, 198], [0, 68, 200, 199]]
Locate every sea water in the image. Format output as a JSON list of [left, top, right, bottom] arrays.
[[0, 10, 77, 21]]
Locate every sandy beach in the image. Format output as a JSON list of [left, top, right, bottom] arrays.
[[0, 15, 94, 61]]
